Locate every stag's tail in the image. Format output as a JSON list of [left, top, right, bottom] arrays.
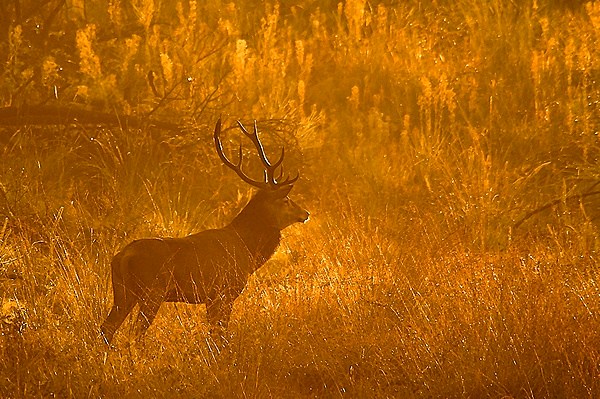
[[111, 252, 128, 304]]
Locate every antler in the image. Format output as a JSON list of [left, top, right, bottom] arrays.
[[214, 118, 299, 190]]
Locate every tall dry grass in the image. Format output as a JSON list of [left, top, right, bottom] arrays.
[[1, 0, 599, 397]]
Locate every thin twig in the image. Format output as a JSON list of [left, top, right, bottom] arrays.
[[513, 188, 600, 230]]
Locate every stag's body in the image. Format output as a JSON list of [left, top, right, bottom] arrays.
[[100, 119, 308, 344]]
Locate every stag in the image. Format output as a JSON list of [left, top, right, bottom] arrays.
[[100, 119, 309, 344]]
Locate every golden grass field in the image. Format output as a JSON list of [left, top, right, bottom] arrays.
[[1, 0, 599, 397]]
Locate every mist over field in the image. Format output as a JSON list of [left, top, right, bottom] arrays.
[[1, 1, 599, 397]]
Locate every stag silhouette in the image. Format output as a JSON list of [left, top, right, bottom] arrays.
[[100, 119, 309, 344]]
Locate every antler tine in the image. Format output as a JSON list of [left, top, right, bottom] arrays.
[[271, 147, 285, 170], [275, 164, 285, 182], [237, 120, 284, 187], [271, 146, 300, 186], [214, 118, 269, 189], [237, 120, 274, 168], [277, 172, 300, 186]]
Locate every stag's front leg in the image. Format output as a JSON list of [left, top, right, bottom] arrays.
[[206, 295, 235, 347]]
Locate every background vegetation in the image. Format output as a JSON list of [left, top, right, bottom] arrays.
[[1, 0, 599, 397]]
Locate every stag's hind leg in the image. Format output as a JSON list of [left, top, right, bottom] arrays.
[[132, 275, 170, 340], [101, 254, 137, 344], [101, 297, 137, 344], [133, 298, 163, 339]]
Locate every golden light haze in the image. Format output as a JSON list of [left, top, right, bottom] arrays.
[[0, 0, 599, 397]]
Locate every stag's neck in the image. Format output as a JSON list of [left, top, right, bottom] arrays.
[[228, 209, 281, 267]]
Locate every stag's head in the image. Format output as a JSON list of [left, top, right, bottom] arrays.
[[214, 118, 309, 230]]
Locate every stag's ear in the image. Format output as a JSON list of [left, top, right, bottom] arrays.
[[273, 185, 293, 198]]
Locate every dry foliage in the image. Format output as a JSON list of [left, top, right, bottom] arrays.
[[1, 0, 599, 397]]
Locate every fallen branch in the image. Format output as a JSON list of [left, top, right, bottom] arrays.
[[0, 104, 182, 131]]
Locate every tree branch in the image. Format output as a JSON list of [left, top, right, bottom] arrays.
[[0, 105, 182, 131]]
